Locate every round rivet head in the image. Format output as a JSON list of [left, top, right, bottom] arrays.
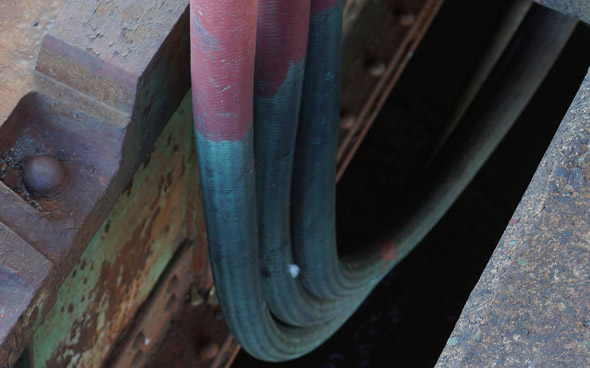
[[199, 342, 219, 360], [23, 155, 68, 198]]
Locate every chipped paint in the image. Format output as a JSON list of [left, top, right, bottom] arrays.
[[32, 93, 199, 368]]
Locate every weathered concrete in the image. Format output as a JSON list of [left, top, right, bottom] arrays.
[[437, 70, 590, 367], [536, 0, 590, 24]]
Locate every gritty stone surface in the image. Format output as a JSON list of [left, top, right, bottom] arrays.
[[436, 71, 590, 367], [536, 0, 590, 25], [0, 0, 67, 124]]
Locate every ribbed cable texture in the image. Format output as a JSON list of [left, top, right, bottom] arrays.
[[190, 0, 575, 361]]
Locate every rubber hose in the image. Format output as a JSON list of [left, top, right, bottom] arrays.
[[253, 0, 347, 326]]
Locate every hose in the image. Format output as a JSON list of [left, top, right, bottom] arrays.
[[190, 0, 364, 360], [190, 0, 575, 361], [253, 0, 340, 326]]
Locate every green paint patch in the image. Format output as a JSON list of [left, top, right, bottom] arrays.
[[518, 257, 528, 266], [32, 92, 200, 368], [584, 340, 590, 349], [509, 241, 516, 246], [447, 337, 458, 346]]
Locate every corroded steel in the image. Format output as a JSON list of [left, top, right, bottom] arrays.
[[0, 0, 191, 366], [30, 93, 198, 367], [437, 68, 590, 367]]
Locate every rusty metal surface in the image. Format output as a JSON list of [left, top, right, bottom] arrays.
[[108, 242, 198, 368], [536, 0, 590, 24], [105, 131, 240, 368], [131, 0, 443, 364], [145, 292, 240, 368], [337, 0, 443, 180], [29, 92, 197, 368], [0, 0, 192, 365], [436, 70, 590, 367]]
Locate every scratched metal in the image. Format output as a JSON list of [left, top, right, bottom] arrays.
[[437, 70, 590, 367], [31, 93, 197, 368]]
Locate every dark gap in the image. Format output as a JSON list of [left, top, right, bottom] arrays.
[[13, 347, 32, 368], [336, 0, 517, 253]]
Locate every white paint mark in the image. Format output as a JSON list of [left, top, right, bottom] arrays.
[[288, 264, 300, 278]]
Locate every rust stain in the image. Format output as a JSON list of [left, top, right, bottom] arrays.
[[33, 94, 197, 368]]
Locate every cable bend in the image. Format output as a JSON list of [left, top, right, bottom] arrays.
[[190, 0, 575, 361]]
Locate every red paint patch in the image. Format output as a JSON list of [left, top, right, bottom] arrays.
[[190, 0, 257, 141], [255, 0, 310, 97], [509, 218, 520, 225], [311, 0, 339, 14], [377, 239, 398, 262]]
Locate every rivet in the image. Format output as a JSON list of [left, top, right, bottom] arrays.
[[199, 342, 219, 360], [23, 155, 68, 198]]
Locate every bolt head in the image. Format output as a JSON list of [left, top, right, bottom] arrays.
[[199, 343, 219, 360], [23, 155, 68, 198]]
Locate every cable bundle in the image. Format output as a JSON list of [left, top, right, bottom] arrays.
[[190, 0, 574, 361]]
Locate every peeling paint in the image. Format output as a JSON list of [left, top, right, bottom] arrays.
[[32, 93, 199, 368]]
